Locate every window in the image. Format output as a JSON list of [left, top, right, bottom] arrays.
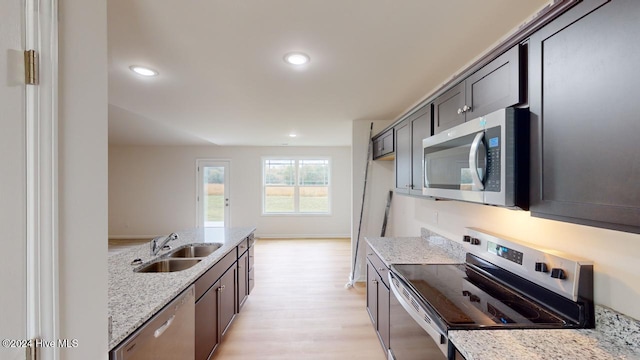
[[263, 158, 330, 214]]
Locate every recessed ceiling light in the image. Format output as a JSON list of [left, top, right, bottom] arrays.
[[129, 65, 158, 77], [289, 133, 297, 138], [283, 52, 310, 65]]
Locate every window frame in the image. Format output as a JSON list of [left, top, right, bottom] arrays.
[[261, 156, 332, 216]]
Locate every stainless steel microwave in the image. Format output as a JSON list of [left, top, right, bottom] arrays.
[[422, 107, 529, 209]]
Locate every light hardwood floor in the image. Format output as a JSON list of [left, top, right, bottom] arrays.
[[211, 238, 386, 360]]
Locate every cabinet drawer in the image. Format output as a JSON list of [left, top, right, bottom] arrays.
[[237, 238, 249, 257], [366, 245, 389, 288], [194, 250, 236, 301]]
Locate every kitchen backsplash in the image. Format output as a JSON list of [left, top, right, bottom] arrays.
[[420, 226, 466, 262]]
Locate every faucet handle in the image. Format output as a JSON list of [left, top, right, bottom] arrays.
[[169, 233, 179, 240]]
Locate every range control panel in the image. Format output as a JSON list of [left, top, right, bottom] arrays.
[[487, 241, 523, 265], [463, 227, 593, 302]]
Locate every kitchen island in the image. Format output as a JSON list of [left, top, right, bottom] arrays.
[[108, 227, 255, 351]]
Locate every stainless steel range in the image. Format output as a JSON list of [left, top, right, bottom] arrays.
[[388, 228, 594, 360]]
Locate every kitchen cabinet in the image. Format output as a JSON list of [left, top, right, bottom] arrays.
[[218, 266, 236, 337], [395, 104, 432, 195], [366, 245, 390, 353], [373, 128, 394, 160], [237, 248, 248, 309], [194, 249, 237, 360], [528, 0, 640, 234], [434, 44, 524, 134], [248, 239, 255, 294]]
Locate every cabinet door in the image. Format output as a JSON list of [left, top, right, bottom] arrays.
[[195, 281, 219, 360], [373, 129, 394, 160], [377, 278, 390, 352], [219, 266, 236, 337], [366, 261, 378, 327], [394, 121, 411, 193], [248, 245, 255, 294], [237, 251, 248, 310], [465, 44, 523, 119], [433, 82, 465, 134], [529, 0, 640, 233], [410, 105, 431, 195]]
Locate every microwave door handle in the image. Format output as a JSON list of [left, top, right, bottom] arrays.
[[469, 132, 485, 191], [423, 158, 429, 188]]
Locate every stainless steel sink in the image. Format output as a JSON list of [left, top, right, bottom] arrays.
[[164, 244, 222, 258], [135, 259, 202, 273]]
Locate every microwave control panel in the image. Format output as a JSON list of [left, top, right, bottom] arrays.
[[485, 126, 501, 192]]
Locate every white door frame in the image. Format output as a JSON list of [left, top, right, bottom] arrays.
[[196, 159, 231, 228], [26, 0, 60, 358]]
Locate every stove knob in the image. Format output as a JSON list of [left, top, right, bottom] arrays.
[[550, 268, 566, 280], [470, 238, 481, 245], [535, 262, 549, 273], [463, 235, 471, 243], [469, 294, 481, 303]]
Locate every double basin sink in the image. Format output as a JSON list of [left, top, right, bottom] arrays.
[[135, 244, 223, 273]]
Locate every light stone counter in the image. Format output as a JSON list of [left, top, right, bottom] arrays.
[[108, 227, 255, 351], [365, 228, 466, 265], [449, 306, 640, 359], [365, 227, 640, 360]]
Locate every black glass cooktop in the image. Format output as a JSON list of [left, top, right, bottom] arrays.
[[391, 262, 573, 330]]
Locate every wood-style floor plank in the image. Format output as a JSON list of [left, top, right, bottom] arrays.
[[212, 238, 386, 360]]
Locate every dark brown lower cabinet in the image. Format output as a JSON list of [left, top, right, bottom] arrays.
[[366, 256, 390, 353], [237, 251, 248, 310], [195, 280, 220, 360], [219, 266, 236, 337], [194, 238, 257, 360]]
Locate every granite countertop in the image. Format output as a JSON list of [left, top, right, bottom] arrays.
[[365, 229, 466, 266], [366, 227, 640, 360], [108, 226, 255, 351], [449, 305, 640, 359]]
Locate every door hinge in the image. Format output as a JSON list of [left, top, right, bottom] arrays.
[[24, 50, 39, 85], [26, 338, 40, 360]]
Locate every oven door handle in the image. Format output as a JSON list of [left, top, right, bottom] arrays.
[[388, 273, 447, 344], [468, 132, 485, 191]]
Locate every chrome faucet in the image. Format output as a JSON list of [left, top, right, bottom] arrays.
[[150, 232, 179, 256]]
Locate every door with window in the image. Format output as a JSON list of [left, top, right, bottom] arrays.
[[197, 160, 230, 228]]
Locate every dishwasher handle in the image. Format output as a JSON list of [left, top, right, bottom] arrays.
[[153, 315, 175, 338]]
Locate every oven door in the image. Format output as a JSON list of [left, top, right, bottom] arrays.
[[388, 272, 448, 360]]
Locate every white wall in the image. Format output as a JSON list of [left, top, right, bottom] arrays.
[[351, 120, 394, 281], [387, 194, 640, 320], [108, 145, 351, 238], [59, 0, 109, 358]]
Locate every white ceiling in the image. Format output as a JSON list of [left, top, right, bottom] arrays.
[[108, 0, 548, 147]]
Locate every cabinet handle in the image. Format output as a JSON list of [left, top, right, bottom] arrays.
[[457, 108, 463, 114], [378, 268, 385, 272], [367, 253, 373, 256], [463, 105, 471, 112], [372, 279, 378, 284]]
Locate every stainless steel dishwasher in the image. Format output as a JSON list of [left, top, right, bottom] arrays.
[[111, 285, 195, 360]]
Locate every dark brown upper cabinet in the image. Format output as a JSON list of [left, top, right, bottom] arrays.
[[395, 104, 432, 195], [434, 44, 524, 134], [528, 0, 640, 233], [373, 128, 394, 160]]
